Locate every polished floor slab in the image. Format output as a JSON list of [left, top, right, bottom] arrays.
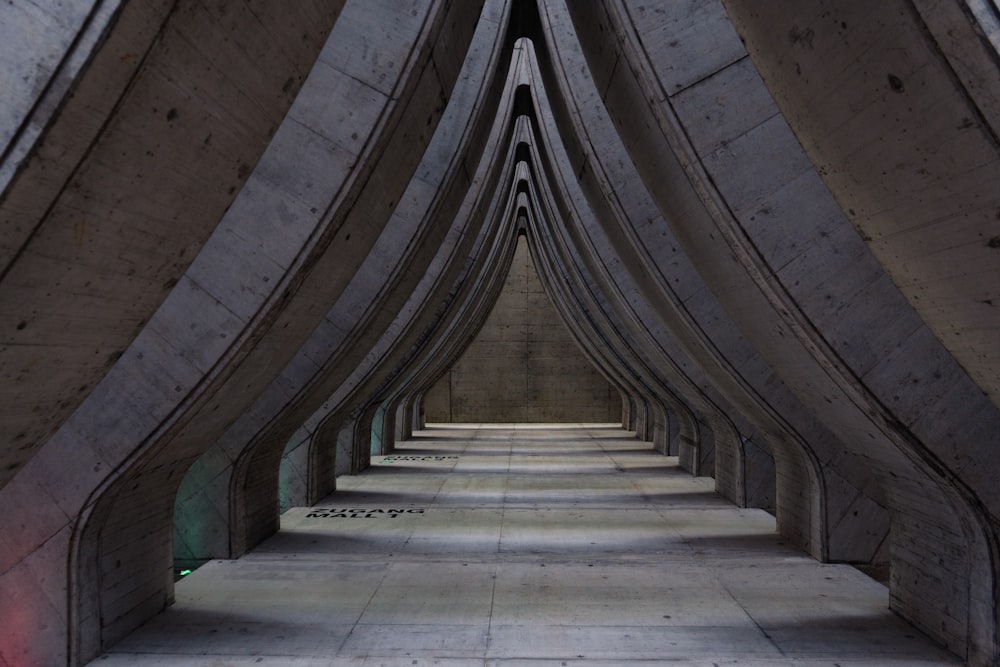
[[92, 424, 961, 666]]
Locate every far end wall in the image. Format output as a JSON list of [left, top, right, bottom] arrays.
[[425, 234, 621, 423]]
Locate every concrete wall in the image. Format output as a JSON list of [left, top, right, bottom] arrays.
[[425, 234, 621, 422]]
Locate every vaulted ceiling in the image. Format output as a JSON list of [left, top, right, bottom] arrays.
[[1, 1, 999, 665]]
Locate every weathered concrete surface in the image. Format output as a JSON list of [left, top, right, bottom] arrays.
[[1, 0, 999, 665], [0, 1, 342, 485], [723, 0, 1000, 412], [569, 0, 1000, 661], [526, 16, 837, 564], [0, 1, 117, 188], [92, 426, 962, 667], [425, 234, 620, 422], [0, 1, 480, 664], [174, 0, 509, 568]]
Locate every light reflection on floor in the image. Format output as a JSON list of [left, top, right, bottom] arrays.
[[94, 424, 960, 666]]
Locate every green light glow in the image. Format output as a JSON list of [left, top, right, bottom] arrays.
[[179, 569, 192, 576]]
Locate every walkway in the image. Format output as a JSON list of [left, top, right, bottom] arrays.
[[95, 424, 960, 666]]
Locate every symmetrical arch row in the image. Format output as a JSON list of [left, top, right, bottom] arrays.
[[1, 1, 998, 665]]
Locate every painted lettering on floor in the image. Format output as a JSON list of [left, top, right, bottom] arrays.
[[378, 455, 459, 463], [305, 508, 425, 518]]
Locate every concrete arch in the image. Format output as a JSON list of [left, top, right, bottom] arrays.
[[261, 56, 544, 517], [0, 1, 343, 486], [525, 224, 663, 445], [719, 3, 1000, 659], [271, 22, 537, 511], [2, 1, 998, 665], [517, 106, 769, 509], [54, 2, 484, 663], [218, 0, 512, 559], [510, 28, 831, 560], [291, 142, 524, 506], [523, 171, 697, 459], [347, 145, 540, 459]]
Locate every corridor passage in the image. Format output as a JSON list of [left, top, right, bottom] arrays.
[[95, 425, 959, 666]]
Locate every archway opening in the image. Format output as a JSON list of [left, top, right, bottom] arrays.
[[422, 234, 621, 425]]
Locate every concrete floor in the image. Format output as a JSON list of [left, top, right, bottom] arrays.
[[93, 425, 961, 666]]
